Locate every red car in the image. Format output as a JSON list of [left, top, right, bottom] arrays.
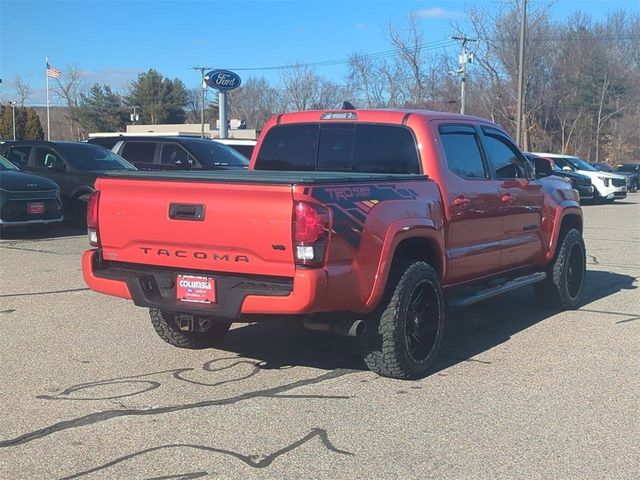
[[82, 109, 585, 379]]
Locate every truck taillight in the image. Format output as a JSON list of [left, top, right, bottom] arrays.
[[87, 190, 100, 247], [293, 201, 331, 267]]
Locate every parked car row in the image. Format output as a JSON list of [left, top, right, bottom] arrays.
[[524, 153, 594, 201], [527, 152, 629, 203], [1, 133, 636, 233]]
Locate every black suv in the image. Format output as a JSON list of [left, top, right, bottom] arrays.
[[0, 141, 135, 220], [613, 164, 640, 193], [87, 136, 249, 171]]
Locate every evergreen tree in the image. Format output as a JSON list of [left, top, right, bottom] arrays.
[[0, 105, 12, 140], [0, 105, 41, 140], [127, 69, 188, 124], [24, 108, 44, 140], [77, 84, 128, 133]]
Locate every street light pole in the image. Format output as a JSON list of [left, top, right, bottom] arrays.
[[9, 101, 17, 140], [130, 106, 141, 124]]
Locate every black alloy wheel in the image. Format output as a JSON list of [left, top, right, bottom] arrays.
[[404, 279, 440, 364]]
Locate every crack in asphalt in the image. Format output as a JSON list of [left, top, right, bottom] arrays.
[[0, 287, 90, 298], [0, 245, 77, 255], [0, 369, 351, 448], [60, 427, 353, 479]]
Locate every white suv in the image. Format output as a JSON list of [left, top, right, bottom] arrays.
[[531, 153, 627, 202]]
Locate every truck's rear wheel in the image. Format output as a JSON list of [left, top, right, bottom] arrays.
[[361, 261, 444, 380], [149, 308, 231, 349], [534, 228, 585, 310]]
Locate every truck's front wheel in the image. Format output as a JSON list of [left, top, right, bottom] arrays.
[[361, 261, 445, 380], [149, 309, 231, 349], [534, 228, 586, 310]]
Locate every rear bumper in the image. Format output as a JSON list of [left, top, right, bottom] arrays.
[[82, 249, 329, 319]]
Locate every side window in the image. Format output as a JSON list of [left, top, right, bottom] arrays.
[[160, 144, 192, 165], [120, 142, 156, 164], [439, 125, 487, 179], [34, 147, 62, 169], [353, 124, 420, 174], [482, 128, 529, 179], [6, 146, 32, 168]]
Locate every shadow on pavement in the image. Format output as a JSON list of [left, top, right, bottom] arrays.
[[0, 221, 86, 240], [215, 269, 637, 376]]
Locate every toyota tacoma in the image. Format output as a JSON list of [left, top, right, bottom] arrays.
[[82, 109, 586, 379]]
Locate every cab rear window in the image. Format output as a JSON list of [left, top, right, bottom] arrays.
[[255, 123, 420, 174]]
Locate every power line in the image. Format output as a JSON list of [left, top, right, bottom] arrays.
[[228, 39, 458, 72]]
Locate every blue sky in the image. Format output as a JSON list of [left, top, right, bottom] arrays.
[[1, 0, 638, 105]]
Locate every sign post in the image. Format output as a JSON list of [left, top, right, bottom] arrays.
[[205, 69, 241, 139]]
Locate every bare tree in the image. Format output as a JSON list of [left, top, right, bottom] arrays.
[[348, 53, 387, 107], [54, 65, 85, 140], [228, 77, 283, 130], [388, 13, 426, 106], [13, 76, 32, 107], [280, 64, 343, 111]]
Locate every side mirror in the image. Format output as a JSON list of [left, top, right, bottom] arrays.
[[534, 158, 553, 178], [562, 166, 572, 172]]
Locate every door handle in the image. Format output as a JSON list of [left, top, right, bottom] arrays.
[[169, 203, 205, 221], [501, 193, 514, 204], [453, 196, 471, 209]]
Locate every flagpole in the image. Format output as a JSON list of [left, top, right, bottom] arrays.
[[46, 57, 51, 141]]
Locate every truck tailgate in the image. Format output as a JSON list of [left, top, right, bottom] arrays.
[[96, 177, 295, 277]]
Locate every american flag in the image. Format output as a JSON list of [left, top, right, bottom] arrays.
[[46, 63, 61, 79]]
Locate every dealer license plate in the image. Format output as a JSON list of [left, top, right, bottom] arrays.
[[28, 202, 45, 215], [176, 275, 216, 303]]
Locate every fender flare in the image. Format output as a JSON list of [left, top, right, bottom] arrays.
[[545, 204, 583, 264], [365, 218, 445, 309]]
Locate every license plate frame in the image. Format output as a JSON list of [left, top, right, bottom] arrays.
[[28, 202, 45, 215], [176, 275, 216, 304]]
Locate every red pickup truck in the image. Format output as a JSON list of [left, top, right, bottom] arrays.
[[82, 109, 586, 379]]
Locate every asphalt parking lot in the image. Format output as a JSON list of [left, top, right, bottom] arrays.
[[1, 196, 638, 480]]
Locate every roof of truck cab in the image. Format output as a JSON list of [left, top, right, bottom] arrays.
[[274, 109, 491, 125]]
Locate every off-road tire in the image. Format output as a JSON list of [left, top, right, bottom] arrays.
[[534, 228, 586, 310], [149, 308, 232, 349], [361, 261, 445, 380]]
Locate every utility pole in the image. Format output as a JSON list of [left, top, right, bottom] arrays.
[[452, 36, 476, 114], [515, 0, 527, 146], [9, 101, 17, 140], [190, 66, 211, 138]]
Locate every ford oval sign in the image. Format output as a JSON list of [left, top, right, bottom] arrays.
[[205, 69, 241, 91]]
